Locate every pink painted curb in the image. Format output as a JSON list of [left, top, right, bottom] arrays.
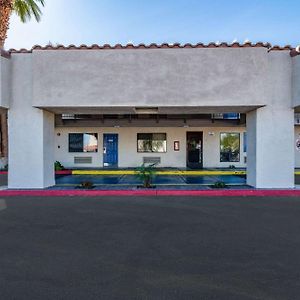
[[55, 170, 72, 175], [0, 189, 299, 197]]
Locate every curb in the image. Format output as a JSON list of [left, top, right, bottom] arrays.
[[0, 189, 299, 197]]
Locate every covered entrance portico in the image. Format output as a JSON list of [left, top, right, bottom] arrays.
[[53, 106, 248, 171], [2, 44, 298, 189], [7, 104, 295, 189]]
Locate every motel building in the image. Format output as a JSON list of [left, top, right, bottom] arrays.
[[0, 42, 300, 189]]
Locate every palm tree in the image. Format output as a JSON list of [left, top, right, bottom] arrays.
[[0, 0, 45, 162], [0, 0, 45, 48]]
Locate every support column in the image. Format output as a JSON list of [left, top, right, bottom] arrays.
[[247, 107, 294, 188], [8, 109, 55, 189]]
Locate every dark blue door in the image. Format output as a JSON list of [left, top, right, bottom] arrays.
[[103, 134, 118, 167]]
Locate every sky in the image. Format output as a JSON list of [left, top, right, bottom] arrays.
[[5, 0, 300, 50]]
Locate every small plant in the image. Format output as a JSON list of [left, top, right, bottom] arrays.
[[77, 181, 95, 189], [0, 164, 8, 171], [212, 181, 227, 189], [135, 163, 157, 188], [54, 161, 64, 171]]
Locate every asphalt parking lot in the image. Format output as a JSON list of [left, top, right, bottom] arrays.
[[0, 196, 300, 300]]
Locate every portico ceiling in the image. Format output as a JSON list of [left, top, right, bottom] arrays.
[[40, 105, 263, 115]]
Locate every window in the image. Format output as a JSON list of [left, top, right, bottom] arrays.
[[211, 113, 240, 120], [69, 133, 98, 152], [220, 133, 240, 162], [137, 133, 167, 153], [223, 113, 240, 120]]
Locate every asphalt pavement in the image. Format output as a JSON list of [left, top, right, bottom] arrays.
[[0, 196, 300, 299]]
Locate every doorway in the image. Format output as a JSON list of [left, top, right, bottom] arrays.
[[186, 132, 203, 169], [103, 134, 118, 167]]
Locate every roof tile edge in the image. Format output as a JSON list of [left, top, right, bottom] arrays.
[[0, 49, 11, 58], [290, 46, 300, 57], [7, 42, 296, 54]]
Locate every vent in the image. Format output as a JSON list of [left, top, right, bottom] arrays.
[[74, 157, 92, 164], [143, 157, 161, 165]]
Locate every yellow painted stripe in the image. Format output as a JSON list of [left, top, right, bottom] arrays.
[[71, 170, 300, 176], [158, 171, 246, 175], [72, 170, 247, 176], [73, 170, 136, 175]]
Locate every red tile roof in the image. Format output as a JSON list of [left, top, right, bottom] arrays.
[[0, 49, 10, 58], [1, 42, 297, 56], [7, 42, 295, 53]]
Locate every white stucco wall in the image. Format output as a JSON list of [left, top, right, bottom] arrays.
[[247, 107, 295, 188], [31, 48, 290, 109], [295, 126, 300, 167], [8, 54, 55, 189], [54, 126, 247, 169], [292, 55, 300, 109]]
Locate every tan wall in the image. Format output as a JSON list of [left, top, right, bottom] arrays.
[[54, 126, 247, 169]]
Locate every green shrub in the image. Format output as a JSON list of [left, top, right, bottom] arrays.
[[135, 163, 157, 188], [54, 161, 64, 171], [1, 164, 8, 171], [77, 181, 95, 189], [212, 181, 227, 189]]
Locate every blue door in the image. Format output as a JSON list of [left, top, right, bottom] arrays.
[[103, 134, 118, 167]]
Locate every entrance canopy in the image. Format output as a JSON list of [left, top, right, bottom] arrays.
[[43, 105, 262, 115], [54, 108, 248, 127]]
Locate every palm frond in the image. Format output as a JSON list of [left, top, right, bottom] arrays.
[[12, 0, 45, 23]]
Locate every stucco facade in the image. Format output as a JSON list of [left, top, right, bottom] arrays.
[[54, 125, 300, 170], [54, 126, 247, 169], [0, 42, 299, 188]]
